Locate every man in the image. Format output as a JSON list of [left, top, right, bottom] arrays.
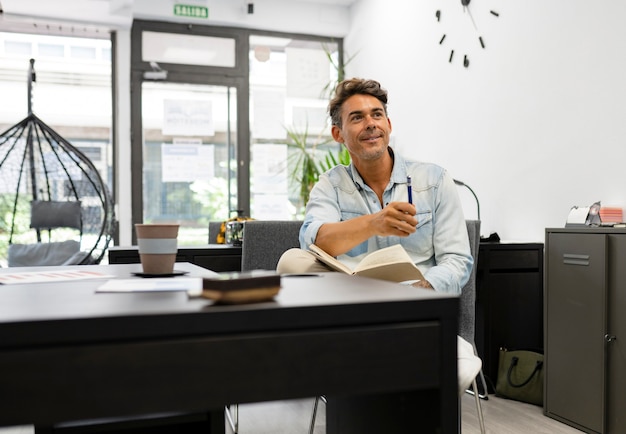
[[278, 78, 473, 294]]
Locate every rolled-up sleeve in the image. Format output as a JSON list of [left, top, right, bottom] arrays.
[[299, 173, 342, 249], [422, 172, 473, 294]]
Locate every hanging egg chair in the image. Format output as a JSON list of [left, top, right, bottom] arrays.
[[0, 59, 115, 266]]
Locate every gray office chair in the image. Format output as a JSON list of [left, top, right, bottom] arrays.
[[459, 219, 486, 433], [208, 220, 222, 243], [309, 220, 486, 434], [240, 220, 303, 271], [225, 219, 303, 433]]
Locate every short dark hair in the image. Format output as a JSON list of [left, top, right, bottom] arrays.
[[328, 78, 389, 127]]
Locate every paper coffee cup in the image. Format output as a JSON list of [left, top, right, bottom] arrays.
[[135, 224, 179, 274]]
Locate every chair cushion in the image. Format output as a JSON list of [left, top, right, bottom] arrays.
[[8, 240, 81, 267], [30, 200, 82, 230]]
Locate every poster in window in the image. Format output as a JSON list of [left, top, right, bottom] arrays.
[[162, 99, 214, 137], [161, 142, 214, 183]]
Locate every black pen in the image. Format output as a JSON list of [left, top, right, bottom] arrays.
[[407, 176, 413, 204]]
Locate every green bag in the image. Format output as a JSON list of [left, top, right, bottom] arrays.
[[496, 348, 544, 406]]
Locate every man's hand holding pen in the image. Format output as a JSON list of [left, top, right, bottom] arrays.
[[373, 201, 417, 236]]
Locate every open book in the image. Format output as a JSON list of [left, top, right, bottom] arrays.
[[308, 244, 424, 283]]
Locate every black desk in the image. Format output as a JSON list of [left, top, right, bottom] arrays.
[[0, 263, 459, 433], [108, 244, 242, 272]]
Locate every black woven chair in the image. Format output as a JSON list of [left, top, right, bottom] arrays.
[[0, 59, 115, 266]]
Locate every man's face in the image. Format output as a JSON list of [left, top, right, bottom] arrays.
[[331, 94, 392, 163]]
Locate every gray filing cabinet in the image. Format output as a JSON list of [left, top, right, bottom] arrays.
[[545, 228, 626, 433]]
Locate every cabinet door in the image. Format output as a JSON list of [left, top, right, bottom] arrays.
[[607, 234, 626, 432], [475, 244, 544, 390], [546, 232, 606, 433]]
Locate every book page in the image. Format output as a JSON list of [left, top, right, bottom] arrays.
[[309, 243, 424, 282], [308, 244, 352, 274], [355, 262, 424, 283], [354, 244, 413, 271]]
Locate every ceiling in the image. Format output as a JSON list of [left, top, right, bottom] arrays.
[[0, 0, 358, 37], [293, 0, 357, 5]]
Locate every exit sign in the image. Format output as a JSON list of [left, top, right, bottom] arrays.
[[173, 4, 209, 19]]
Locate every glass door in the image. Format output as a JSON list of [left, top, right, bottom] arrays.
[[140, 81, 237, 245], [131, 20, 249, 245]]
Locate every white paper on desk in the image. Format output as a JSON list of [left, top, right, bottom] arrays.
[[567, 206, 590, 224], [0, 270, 114, 285], [97, 277, 202, 294]]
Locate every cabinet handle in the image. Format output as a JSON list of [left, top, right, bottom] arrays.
[[605, 334, 617, 343], [563, 253, 590, 266]]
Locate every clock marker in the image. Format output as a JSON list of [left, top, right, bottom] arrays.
[[434, 4, 500, 67]]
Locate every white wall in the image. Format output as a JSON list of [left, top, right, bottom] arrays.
[[346, 0, 626, 242]]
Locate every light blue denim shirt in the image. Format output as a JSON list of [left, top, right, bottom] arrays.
[[300, 147, 473, 294]]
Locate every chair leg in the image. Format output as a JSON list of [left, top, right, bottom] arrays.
[[309, 396, 320, 434], [309, 395, 327, 434], [469, 342, 489, 400], [472, 378, 486, 434], [225, 404, 238, 433], [465, 367, 490, 400], [476, 367, 489, 399]]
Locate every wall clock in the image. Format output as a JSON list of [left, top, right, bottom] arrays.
[[436, 0, 499, 68]]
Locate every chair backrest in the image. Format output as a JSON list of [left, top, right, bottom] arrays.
[[241, 220, 303, 271], [208, 221, 222, 244], [459, 219, 481, 344]]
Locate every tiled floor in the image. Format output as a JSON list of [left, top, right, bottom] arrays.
[[0, 394, 583, 434]]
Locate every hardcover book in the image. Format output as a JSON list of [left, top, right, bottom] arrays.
[[308, 244, 424, 283], [201, 270, 281, 303]]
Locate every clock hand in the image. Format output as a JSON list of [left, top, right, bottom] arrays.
[[464, 3, 479, 31]]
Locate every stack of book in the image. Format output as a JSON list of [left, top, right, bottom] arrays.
[[600, 207, 623, 225]]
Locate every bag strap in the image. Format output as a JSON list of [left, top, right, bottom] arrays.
[[507, 356, 543, 388]]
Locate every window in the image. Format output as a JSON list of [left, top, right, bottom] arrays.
[[0, 31, 112, 266], [249, 35, 342, 220]]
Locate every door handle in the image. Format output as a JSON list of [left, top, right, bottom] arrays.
[[605, 334, 617, 343]]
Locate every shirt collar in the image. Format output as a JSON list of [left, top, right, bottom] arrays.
[[348, 146, 408, 190]]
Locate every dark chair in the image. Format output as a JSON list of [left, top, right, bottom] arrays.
[[1, 60, 115, 267], [309, 220, 486, 434], [223, 219, 303, 433], [458, 220, 486, 433], [208, 220, 222, 244], [240, 220, 303, 271]]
